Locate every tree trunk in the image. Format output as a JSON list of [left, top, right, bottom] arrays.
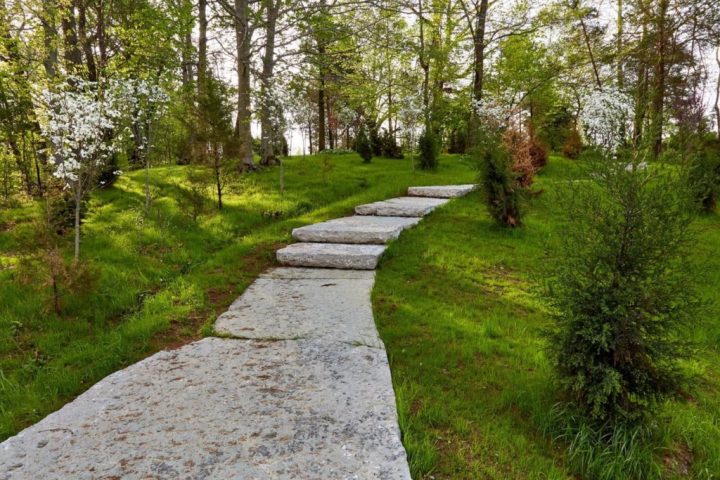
[[74, 183, 81, 262], [308, 120, 313, 154], [650, 0, 668, 158], [62, 1, 82, 72], [633, 24, 649, 146], [580, 18, 601, 88], [234, 0, 255, 169], [260, 0, 279, 166], [214, 146, 223, 209], [41, 2, 59, 78], [616, 0, 623, 89], [467, 0, 488, 146], [418, 0, 430, 127], [181, 30, 193, 86], [198, 0, 208, 97], [77, 1, 97, 81], [327, 96, 335, 150], [472, 0, 488, 103], [96, 0, 108, 69], [317, 70, 327, 151]]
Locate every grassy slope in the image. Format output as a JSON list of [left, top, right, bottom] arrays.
[[0, 153, 476, 440], [373, 156, 720, 479]]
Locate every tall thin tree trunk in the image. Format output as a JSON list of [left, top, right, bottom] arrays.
[[234, 0, 255, 169], [418, 0, 430, 127], [616, 0, 623, 89], [214, 146, 223, 209], [580, 18, 601, 88], [317, 69, 326, 151], [78, 2, 97, 81], [650, 0, 668, 158], [74, 183, 81, 262], [198, 0, 208, 97], [472, 0, 488, 103], [41, 2, 59, 78], [327, 96, 335, 150], [260, 0, 279, 166], [634, 24, 649, 146], [62, 1, 82, 72], [181, 30, 192, 86], [308, 120, 313, 154], [96, 0, 108, 70]]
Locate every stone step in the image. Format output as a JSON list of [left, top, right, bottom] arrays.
[[0, 337, 411, 479], [355, 196, 449, 217], [216, 268, 382, 347], [276, 243, 386, 270], [408, 184, 476, 198], [292, 215, 421, 244]]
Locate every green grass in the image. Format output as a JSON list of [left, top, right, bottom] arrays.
[[373, 155, 720, 479], [0, 152, 476, 440]]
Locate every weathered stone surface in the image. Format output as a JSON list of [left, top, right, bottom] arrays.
[[292, 215, 421, 244], [407, 184, 476, 198], [262, 266, 375, 280], [276, 243, 386, 270], [355, 196, 449, 217], [216, 269, 381, 347], [0, 338, 411, 480]]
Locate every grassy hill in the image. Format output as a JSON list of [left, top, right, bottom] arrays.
[[0, 153, 476, 440], [374, 156, 720, 479]]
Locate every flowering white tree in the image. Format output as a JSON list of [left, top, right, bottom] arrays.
[[579, 87, 634, 153], [39, 78, 122, 262], [115, 79, 169, 209]]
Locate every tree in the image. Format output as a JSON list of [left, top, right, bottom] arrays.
[[195, 75, 236, 210], [118, 79, 169, 210], [355, 122, 372, 162], [548, 88, 699, 424], [39, 78, 121, 261], [548, 156, 697, 423]]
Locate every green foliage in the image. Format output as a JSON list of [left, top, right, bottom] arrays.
[[448, 126, 468, 154], [547, 158, 698, 424], [354, 124, 373, 163], [417, 129, 439, 170], [379, 130, 403, 159], [686, 134, 720, 212], [537, 107, 576, 152], [366, 118, 383, 157], [478, 145, 525, 227], [195, 75, 235, 150]]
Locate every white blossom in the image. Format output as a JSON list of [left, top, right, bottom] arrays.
[[579, 87, 634, 152], [39, 77, 122, 186], [471, 91, 522, 132]]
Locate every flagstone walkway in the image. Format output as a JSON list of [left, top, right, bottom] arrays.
[[0, 184, 475, 480]]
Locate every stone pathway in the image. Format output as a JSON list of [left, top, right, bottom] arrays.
[[0, 184, 475, 480]]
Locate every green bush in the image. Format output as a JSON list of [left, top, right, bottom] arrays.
[[478, 145, 524, 227], [354, 124, 373, 163], [547, 157, 698, 425], [380, 130, 403, 159], [687, 135, 720, 212], [418, 129, 439, 170], [366, 118, 383, 157]]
